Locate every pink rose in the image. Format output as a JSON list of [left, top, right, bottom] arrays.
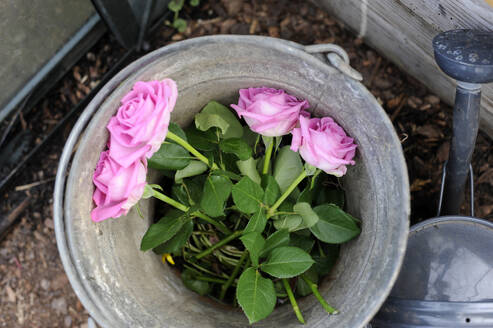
[[107, 79, 178, 167], [291, 115, 357, 177], [231, 87, 309, 137], [91, 151, 147, 222]]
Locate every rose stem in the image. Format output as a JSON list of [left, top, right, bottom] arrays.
[[267, 170, 308, 217], [152, 189, 231, 234], [193, 211, 232, 235], [166, 131, 218, 169], [301, 276, 339, 315], [282, 279, 305, 324], [219, 251, 248, 300], [262, 139, 275, 175], [152, 189, 189, 212], [195, 230, 243, 260]]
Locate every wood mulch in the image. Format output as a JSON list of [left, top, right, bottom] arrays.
[[1, 0, 492, 327]]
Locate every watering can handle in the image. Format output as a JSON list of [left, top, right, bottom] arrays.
[[437, 162, 475, 217], [304, 44, 363, 81]]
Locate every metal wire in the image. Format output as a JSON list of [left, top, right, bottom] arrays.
[[437, 161, 475, 217]]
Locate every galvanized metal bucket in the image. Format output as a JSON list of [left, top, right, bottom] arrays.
[[54, 35, 410, 328]]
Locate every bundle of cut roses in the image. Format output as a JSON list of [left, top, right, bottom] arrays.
[[91, 79, 360, 324]]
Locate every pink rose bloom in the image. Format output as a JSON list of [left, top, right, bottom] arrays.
[[231, 87, 309, 137], [91, 151, 147, 222], [291, 115, 357, 177], [107, 79, 178, 167]]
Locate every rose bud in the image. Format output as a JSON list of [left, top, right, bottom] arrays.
[[91, 151, 147, 222], [107, 79, 178, 167], [231, 87, 309, 137], [291, 115, 357, 177]]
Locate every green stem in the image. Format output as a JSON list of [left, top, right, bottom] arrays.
[[152, 189, 189, 212], [301, 276, 339, 315], [167, 131, 217, 169], [152, 189, 231, 234], [193, 211, 232, 235], [262, 139, 274, 175], [282, 279, 305, 324], [268, 170, 308, 217], [195, 230, 243, 260], [220, 251, 248, 300]]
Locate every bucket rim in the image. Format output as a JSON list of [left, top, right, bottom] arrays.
[[54, 34, 410, 328]]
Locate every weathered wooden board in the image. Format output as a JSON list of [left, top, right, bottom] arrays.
[[314, 0, 493, 138]]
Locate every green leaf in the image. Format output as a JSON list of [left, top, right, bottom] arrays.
[[273, 146, 303, 193], [172, 18, 187, 33], [219, 138, 252, 161], [261, 230, 290, 257], [278, 200, 294, 213], [236, 268, 276, 324], [168, 122, 188, 142], [289, 233, 315, 253], [181, 269, 211, 296], [296, 267, 318, 297], [211, 169, 241, 181], [293, 202, 319, 228], [183, 176, 205, 205], [140, 211, 187, 251], [168, 0, 184, 12], [242, 126, 258, 148], [244, 208, 267, 234], [231, 176, 264, 214], [189, 0, 200, 6], [261, 246, 314, 278], [149, 143, 192, 170], [312, 245, 339, 275], [172, 184, 190, 205], [195, 101, 243, 139], [273, 214, 303, 232], [153, 220, 193, 254], [200, 175, 232, 217], [261, 175, 281, 207], [185, 127, 218, 151], [175, 160, 208, 181], [309, 204, 361, 244], [240, 232, 265, 267], [297, 187, 315, 204], [236, 157, 261, 184]]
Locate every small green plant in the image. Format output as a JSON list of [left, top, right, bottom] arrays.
[[168, 0, 200, 33]]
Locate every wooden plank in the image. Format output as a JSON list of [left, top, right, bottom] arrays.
[[314, 0, 493, 138]]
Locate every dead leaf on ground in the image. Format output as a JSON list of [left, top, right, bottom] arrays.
[[411, 179, 432, 192], [6, 284, 16, 303], [416, 124, 442, 140]]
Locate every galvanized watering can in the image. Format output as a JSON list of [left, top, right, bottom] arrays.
[[372, 30, 493, 328]]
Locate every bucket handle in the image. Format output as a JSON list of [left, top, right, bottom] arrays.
[[304, 44, 363, 81], [437, 162, 475, 217]]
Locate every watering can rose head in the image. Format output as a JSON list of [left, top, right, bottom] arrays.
[[291, 115, 357, 177], [107, 79, 178, 167], [91, 151, 147, 222], [231, 87, 309, 137]]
